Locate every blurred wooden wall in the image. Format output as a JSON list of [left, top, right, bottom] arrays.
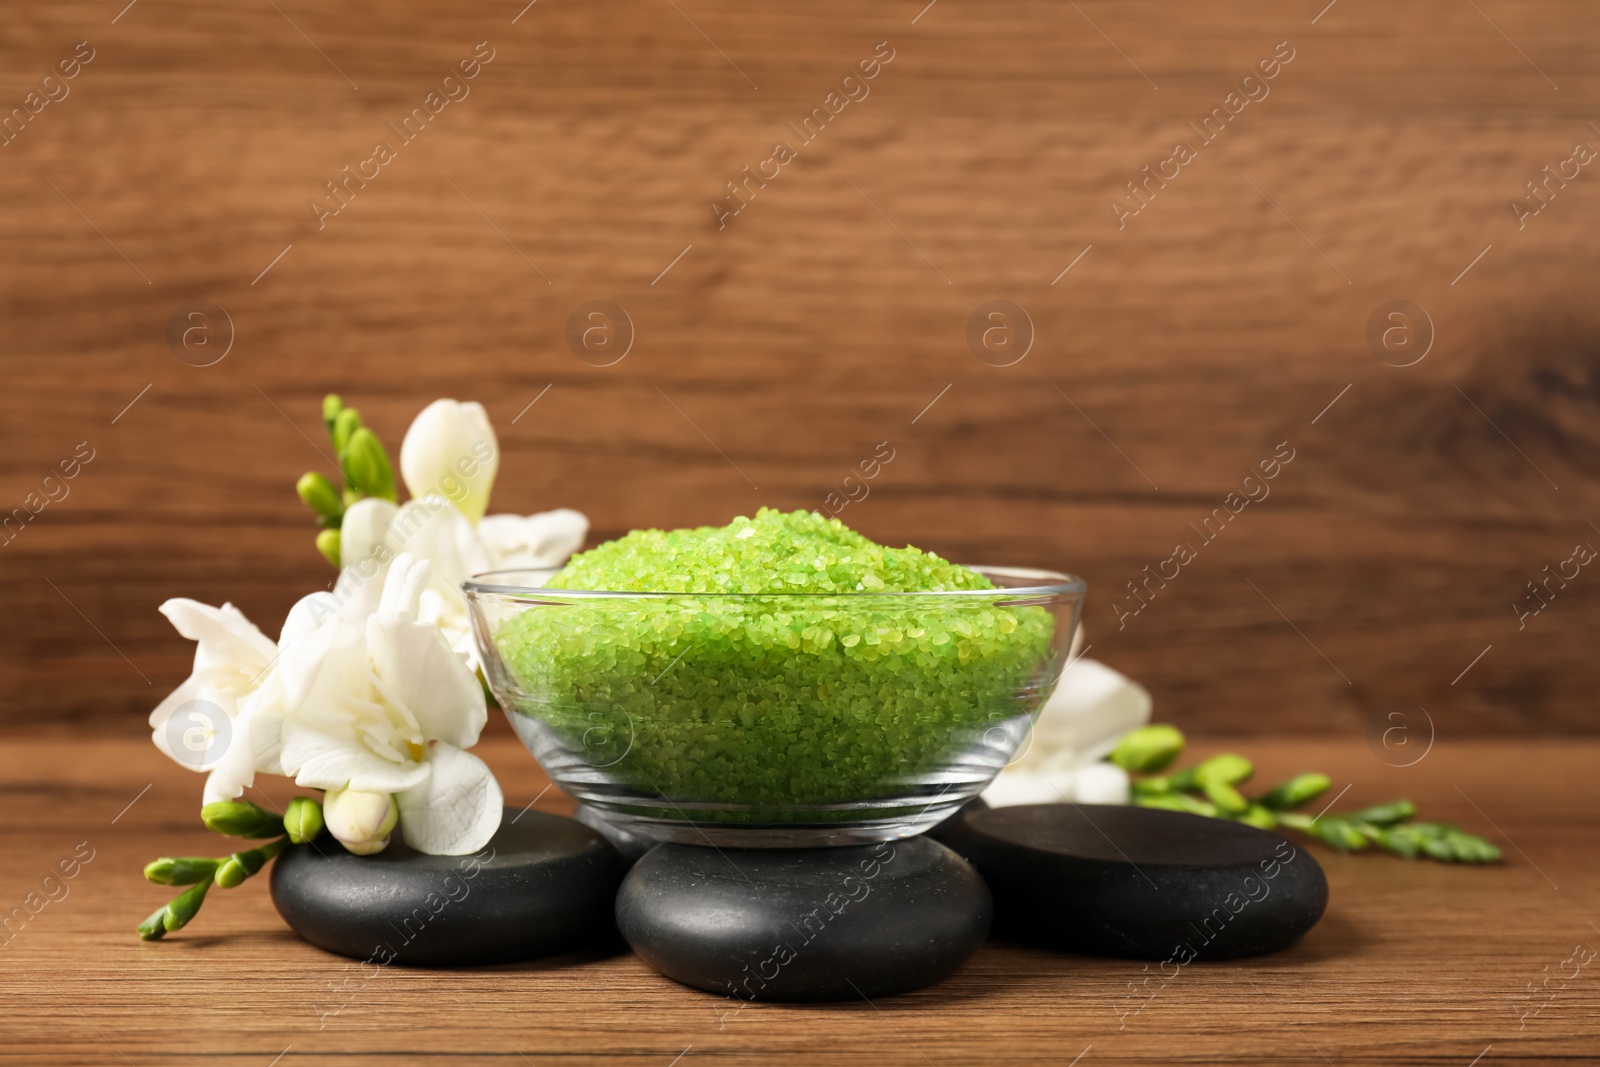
[[2, 0, 1597, 738]]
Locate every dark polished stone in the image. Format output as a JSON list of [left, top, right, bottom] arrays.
[[270, 808, 627, 966], [616, 837, 991, 1001], [934, 803, 1326, 960], [574, 802, 658, 866]]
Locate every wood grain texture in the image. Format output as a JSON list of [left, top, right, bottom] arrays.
[[2, 1, 1600, 735], [2, 734, 1596, 1065]]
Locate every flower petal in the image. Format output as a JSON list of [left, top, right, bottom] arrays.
[[202, 703, 262, 804], [148, 676, 217, 766], [378, 553, 431, 620], [339, 497, 400, 570], [159, 599, 276, 670], [981, 763, 1132, 807], [478, 509, 588, 570], [280, 720, 430, 793], [239, 675, 288, 776], [1072, 763, 1132, 805], [396, 743, 503, 855], [1010, 658, 1152, 775], [399, 400, 499, 523], [395, 496, 491, 589], [366, 613, 487, 749], [982, 769, 1077, 807]]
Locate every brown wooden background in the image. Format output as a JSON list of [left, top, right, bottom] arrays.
[[3, 0, 1598, 738]]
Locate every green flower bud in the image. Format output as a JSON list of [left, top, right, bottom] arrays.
[[1350, 799, 1416, 827], [139, 880, 211, 938], [1258, 773, 1331, 811], [342, 428, 397, 502], [200, 800, 283, 839], [1195, 754, 1252, 813], [144, 856, 219, 886], [284, 797, 324, 845], [1455, 834, 1502, 863], [213, 856, 247, 889], [214, 838, 288, 889], [315, 529, 342, 568], [163, 880, 210, 931], [323, 394, 344, 435], [1202, 778, 1250, 814], [296, 471, 345, 524], [333, 407, 362, 457], [1232, 804, 1278, 830], [1130, 776, 1172, 798], [1197, 754, 1254, 786], [1312, 817, 1370, 852], [1419, 832, 1456, 862], [136, 905, 169, 941], [1167, 765, 1201, 793], [1135, 792, 1218, 817], [1109, 724, 1185, 773], [1375, 827, 1421, 860]]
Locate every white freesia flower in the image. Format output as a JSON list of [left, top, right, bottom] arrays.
[[272, 553, 503, 856], [399, 399, 499, 523], [478, 508, 589, 571], [982, 656, 1152, 807], [149, 600, 278, 805], [340, 494, 490, 660]]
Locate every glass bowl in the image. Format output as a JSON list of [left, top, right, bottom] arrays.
[[464, 566, 1085, 847]]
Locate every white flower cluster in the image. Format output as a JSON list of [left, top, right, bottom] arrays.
[[150, 401, 586, 856]]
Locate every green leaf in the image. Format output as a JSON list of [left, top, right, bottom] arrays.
[[1109, 724, 1185, 773]]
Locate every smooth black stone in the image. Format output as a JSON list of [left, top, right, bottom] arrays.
[[616, 837, 992, 1002], [573, 803, 658, 866], [934, 803, 1326, 960], [270, 808, 627, 966]]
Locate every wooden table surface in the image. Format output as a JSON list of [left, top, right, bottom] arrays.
[[4, 731, 1596, 1065]]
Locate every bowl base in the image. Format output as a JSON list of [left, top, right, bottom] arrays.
[[574, 797, 976, 848]]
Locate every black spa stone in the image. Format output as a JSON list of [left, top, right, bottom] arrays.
[[934, 803, 1326, 960], [616, 837, 991, 1001], [270, 808, 627, 966]]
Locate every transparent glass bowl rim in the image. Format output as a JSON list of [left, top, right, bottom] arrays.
[[462, 564, 1085, 602]]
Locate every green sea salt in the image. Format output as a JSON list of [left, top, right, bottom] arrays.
[[496, 509, 1056, 819]]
